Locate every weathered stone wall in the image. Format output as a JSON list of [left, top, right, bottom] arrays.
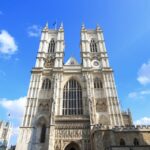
[[122, 114, 131, 126], [92, 125, 150, 150], [110, 147, 150, 150]]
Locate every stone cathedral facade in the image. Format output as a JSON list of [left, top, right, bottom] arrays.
[[16, 24, 150, 150]]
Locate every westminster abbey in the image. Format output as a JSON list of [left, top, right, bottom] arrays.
[[16, 23, 150, 150]]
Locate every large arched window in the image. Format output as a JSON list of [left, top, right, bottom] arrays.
[[94, 78, 103, 89], [133, 138, 139, 146], [63, 79, 83, 115], [120, 138, 126, 146], [48, 39, 55, 53], [40, 124, 46, 143], [90, 39, 97, 52], [42, 78, 51, 90]]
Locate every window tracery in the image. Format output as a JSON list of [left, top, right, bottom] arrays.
[[120, 138, 125, 146], [94, 78, 103, 89], [42, 78, 51, 90], [90, 39, 97, 52], [40, 124, 46, 143], [48, 39, 55, 53], [133, 138, 139, 146], [63, 79, 83, 115]]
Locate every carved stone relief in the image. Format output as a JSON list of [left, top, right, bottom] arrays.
[[44, 56, 55, 68], [55, 140, 61, 150], [38, 99, 50, 112], [96, 99, 107, 112], [98, 115, 109, 125], [55, 129, 90, 139], [88, 98, 95, 124], [38, 103, 49, 111]]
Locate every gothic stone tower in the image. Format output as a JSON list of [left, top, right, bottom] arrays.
[[16, 24, 130, 150]]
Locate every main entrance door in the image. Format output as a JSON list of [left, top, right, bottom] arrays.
[[64, 142, 80, 150]]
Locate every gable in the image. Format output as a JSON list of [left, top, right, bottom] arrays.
[[65, 57, 79, 65]]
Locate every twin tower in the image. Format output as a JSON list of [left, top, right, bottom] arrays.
[[16, 23, 132, 150]]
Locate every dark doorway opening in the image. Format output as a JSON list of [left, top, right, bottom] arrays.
[[64, 142, 80, 150]]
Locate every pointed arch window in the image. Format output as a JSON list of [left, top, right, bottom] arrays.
[[90, 39, 97, 52], [133, 138, 139, 146], [120, 138, 126, 146], [63, 79, 83, 115], [42, 78, 51, 90], [94, 78, 103, 89], [48, 39, 55, 53], [40, 124, 46, 143]]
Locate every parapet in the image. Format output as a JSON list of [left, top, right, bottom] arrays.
[[92, 124, 150, 132]]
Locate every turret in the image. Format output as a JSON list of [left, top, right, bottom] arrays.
[[35, 22, 65, 68]]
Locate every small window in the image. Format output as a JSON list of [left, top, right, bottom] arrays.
[[42, 78, 51, 90], [48, 39, 55, 53], [134, 138, 139, 146], [40, 124, 46, 143], [94, 78, 103, 89], [120, 138, 125, 146], [90, 39, 97, 52]]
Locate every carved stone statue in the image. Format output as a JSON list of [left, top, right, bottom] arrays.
[[44, 56, 55, 68]]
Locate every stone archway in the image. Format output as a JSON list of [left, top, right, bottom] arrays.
[[64, 142, 80, 150]]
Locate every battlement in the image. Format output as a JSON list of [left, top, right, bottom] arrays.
[[92, 124, 150, 132]]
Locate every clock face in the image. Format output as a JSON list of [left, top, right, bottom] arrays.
[[92, 60, 101, 68], [93, 61, 99, 66]]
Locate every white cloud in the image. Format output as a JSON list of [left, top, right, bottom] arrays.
[[27, 25, 41, 37], [0, 96, 26, 145], [140, 90, 150, 95], [0, 96, 26, 120], [0, 30, 18, 55], [128, 92, 137, 98], [0, 70, 6, 77], [15, 57, 19, 61], [134, 117, 150, 125], [137, 60, 150, 85], [128, 89, 150, 99]]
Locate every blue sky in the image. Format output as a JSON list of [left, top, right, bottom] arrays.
[[0, 0, 150, 145]]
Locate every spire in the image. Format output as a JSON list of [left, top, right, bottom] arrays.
[[96, 24, 101, 31], [59, 22, 64, 30], [60, 22, 63, 28], [43, 22, 49, 31], [81, 23, 85, 30], [46, 22, 48, 28]]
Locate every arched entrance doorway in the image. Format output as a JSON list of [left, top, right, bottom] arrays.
[[64, 142, 80, 150]]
